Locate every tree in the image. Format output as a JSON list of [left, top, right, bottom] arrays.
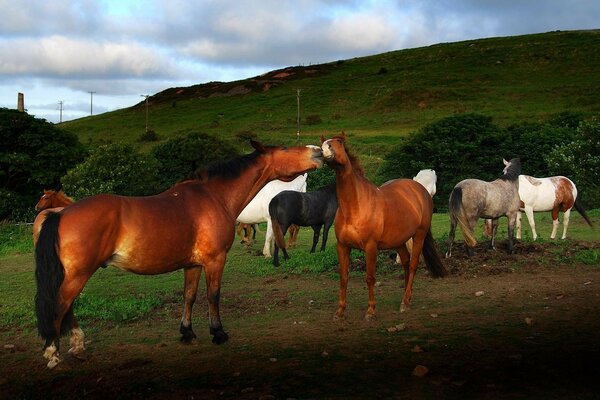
[[376, 114, 509, 211], [0, 108, 85, 221], [151, 132, 239, 191], [546, 117, 600, 208], [61, 143, 158, 199]]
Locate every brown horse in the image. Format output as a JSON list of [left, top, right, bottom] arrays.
[[320, 133, 447, 320], [33, 190, 75, 245], [35, 141, 322, 368]]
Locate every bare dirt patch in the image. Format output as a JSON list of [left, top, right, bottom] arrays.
[[1, 241, 599, 399]]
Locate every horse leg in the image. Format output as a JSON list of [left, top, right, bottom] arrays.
[[488, 219, 499, 250], [334, 243, 351, 320], [507, 213, 517, 254], [550, 207, 560, 239], [310, 225, 321, 253], [66, 308, 86, 359], [445, 215, 457, 258], [561, 208, 571, 239], [364, 242, 379, 320], [263, 219, 273, 257], [320, 221, 333, 251], [524, 205, 537, 240], [204, 254, 229, 344], [396, 245, 411, 312], [402, 233, 425, 310], [516, 210, 522, 239], [180, 266, 202, 343]]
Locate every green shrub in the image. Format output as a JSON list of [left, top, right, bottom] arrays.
[[62, 143, 159, 198]]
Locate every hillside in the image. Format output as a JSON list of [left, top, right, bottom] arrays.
[[60, 30, 600, 152]]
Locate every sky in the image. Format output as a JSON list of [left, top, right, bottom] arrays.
[[1, 0, 598, 124]]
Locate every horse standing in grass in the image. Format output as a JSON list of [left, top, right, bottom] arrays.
[[236, 173, 307, 257], [33, 190, 75, 245], [321, 133, 447, 319], [34, 142, 322, 368], [269, 183, 337, 266], [516, 175, 592, 240], [446, 158, 521, 258]]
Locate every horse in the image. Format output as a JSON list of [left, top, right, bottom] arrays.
[[445, 158, 521, 258], [395, 169, 437, 263], [236, 173, 307, 257], [33, 190, 75, 246], [236, 223, 259, 245], [34, 141, 322, 368], [484, 175, 592, 240], [321, 132, 447, 320], [269, 183, 337, 266]]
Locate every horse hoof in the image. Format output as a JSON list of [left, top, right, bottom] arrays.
[[400, 303, 409, 313], [364, 313, 376, 321], [333, 313, 345, 322], [46, 354, 62, 369], [212, 330, 229, 345]]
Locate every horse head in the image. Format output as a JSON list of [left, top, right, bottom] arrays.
[[501, 158, 521, 181], [256, 141, 323, 182]]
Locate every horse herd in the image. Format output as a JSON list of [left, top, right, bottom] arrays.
[[32, 134, 592, 368]]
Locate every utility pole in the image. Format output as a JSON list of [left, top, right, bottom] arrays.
[[88, 91, 96, 115], [58, 101, 63, 123], [140, 95, 150, 132], [296, 89, 301, 140]]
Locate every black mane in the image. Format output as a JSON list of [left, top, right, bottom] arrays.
[[206, 150, 261, 180], [499, 158, 521, 181]]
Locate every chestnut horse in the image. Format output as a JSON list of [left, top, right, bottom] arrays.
[[321, 133, 447, 319], [33, 190, 75, 245], [35, 141, 322, 368]]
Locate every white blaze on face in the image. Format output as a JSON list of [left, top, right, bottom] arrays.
[[321, 140, 334, 159]]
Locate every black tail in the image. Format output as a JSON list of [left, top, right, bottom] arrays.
[[422, 230, 448, 278], [35, 212, 69, 340], [574, 194, 593, 228], [269, 200, 287, 251]]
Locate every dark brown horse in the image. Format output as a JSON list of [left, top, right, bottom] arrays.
[[35, 142, 322, 368], [33, 190, 75, 245], [320, 133, 447, 320]]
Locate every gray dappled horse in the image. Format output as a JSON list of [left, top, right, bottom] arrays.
[[446, 158, 521, 257]]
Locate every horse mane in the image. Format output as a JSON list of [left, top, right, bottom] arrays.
[[205, 150, 261, 180], [56, 190, 75, 204], [499, 158, 521, 182], [335, 137, 364, 177]]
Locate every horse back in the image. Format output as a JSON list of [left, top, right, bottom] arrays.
[[519, 175, 576, 211]]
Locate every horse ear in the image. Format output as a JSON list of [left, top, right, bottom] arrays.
[[320, 135, 326, 144], [503, 158, 509, 166], [250, 140, 266, 153], [340, 131, 347, 141]]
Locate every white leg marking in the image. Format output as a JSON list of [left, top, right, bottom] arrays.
[[68, 327, 86, 357], [43, 344, 61, 369]]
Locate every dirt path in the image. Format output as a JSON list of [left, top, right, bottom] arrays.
[[2, 242, 600, 399]]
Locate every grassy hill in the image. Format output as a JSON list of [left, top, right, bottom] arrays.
[[61, 30, 600, 154]]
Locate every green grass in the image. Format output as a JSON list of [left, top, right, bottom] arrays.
[[60, 30, 600, 156], [1, 208, 596, 332]]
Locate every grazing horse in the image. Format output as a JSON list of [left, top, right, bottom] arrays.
[[269, 183, 338, 266], [321, 133, 447, 319], [34, 141, 322, 368], [446, 158, 521, 258], [33, 190, 75, 246], [236, 173, 307, 257]]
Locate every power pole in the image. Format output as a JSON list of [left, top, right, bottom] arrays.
[[296, 89, 301, 140], [88, 91, 96, 115], [140, 95, 150, 132], [58, 101, 63, 123]]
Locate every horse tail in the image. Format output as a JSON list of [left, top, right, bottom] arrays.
[[449, 187, 477, 247], [574, 193, 593, 227], [269, 200, 287, 251], [35, 212, 70, 340], [421, 229, 448, 278]]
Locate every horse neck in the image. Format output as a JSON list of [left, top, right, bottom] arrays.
[[205, 162, 276, 219], [54, 193, 74, 207], [333, 162, 369, 213]]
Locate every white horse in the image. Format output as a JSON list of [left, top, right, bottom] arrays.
[[396, 169, 437, 263], [237, 173, 307, 257], [516, 175, 592, 240]]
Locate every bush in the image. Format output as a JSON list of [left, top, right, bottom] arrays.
[[376, 113, 508, 211], [62, 143, 159, 198], [546, 117, 600, 208], [307, 166, 336, 192], [138, 129, 159, 142], [151, 132, 239, 191], [0, 108, 86, 221]]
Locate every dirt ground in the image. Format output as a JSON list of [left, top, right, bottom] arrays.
[[2, 241, 600, 400]]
